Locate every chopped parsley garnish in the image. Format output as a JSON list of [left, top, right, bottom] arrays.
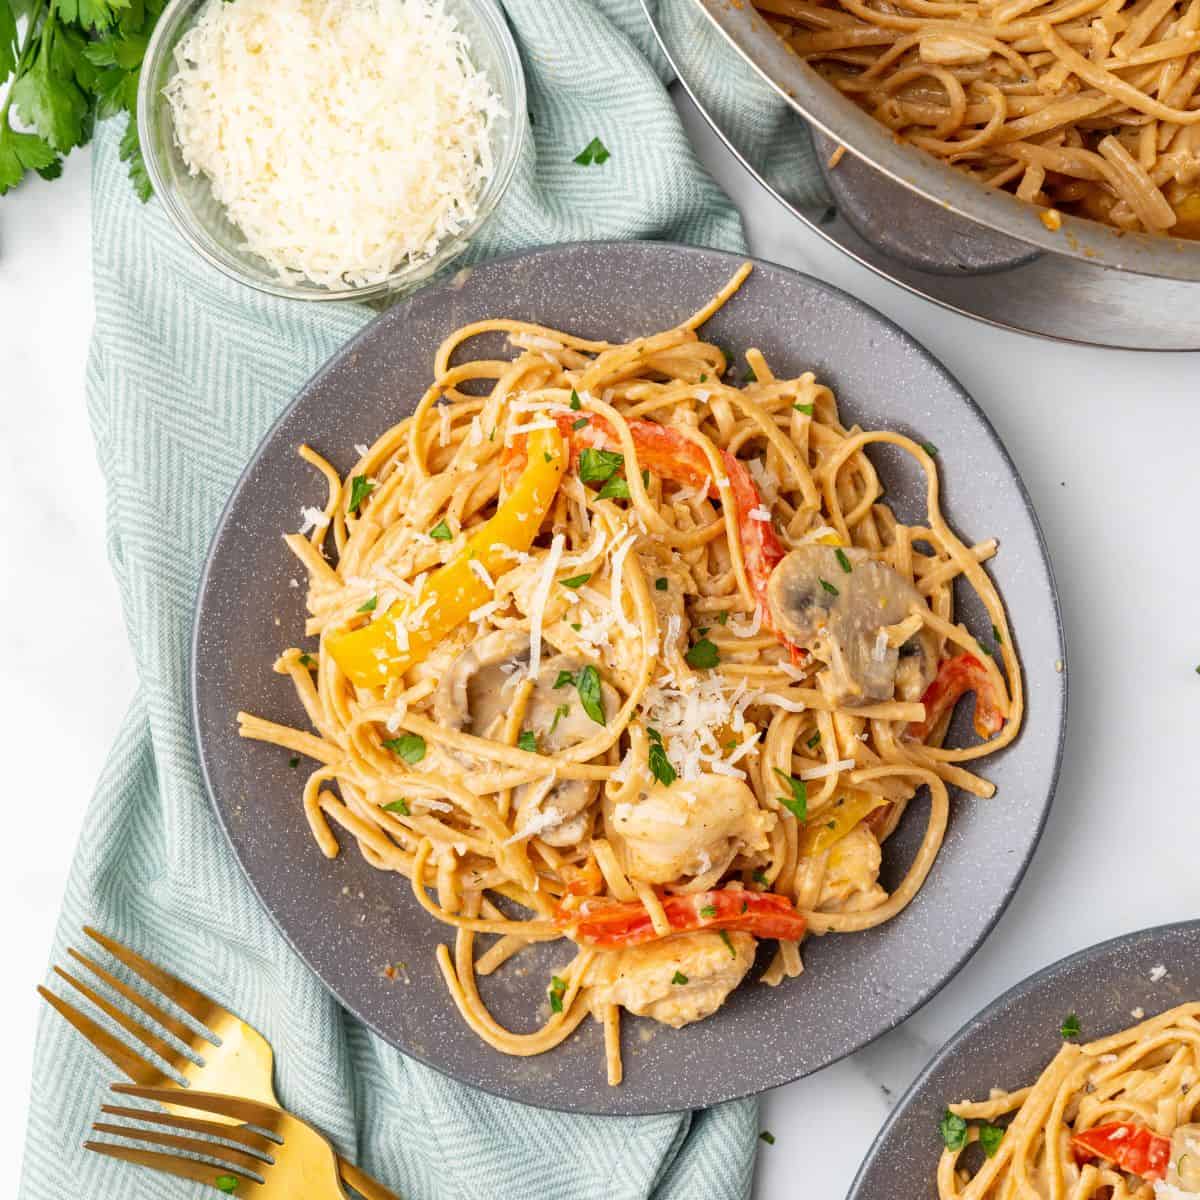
[[357, 595, 378, 613], [794, 402, 814, 416], [806, 729, 821, 749], [697, 627, 710, 637], [548, 975, 567, 1013], [429, 519, 453, 540], [835, 548, 853, 574], [818, 578, 839, 596], [939, 1110, 968, 1151], [548, 703, 570, 736], [724, 738, 738, 751], [699, 904, 717, 918], [597, 474, 631, 501], [759, 1131, 775, 1146], [577, 664, 606, 726], [699, 373, 708, 383], [979, 1123, 1005, 1158], [382, 798, 410, 816], [543, 452, 552, 463], [744, 364, 758, 383], [383, 734, 426, 764], [578, 447, 624, 484], [517, 730, 538, 754], [569, 389, 582, 411], [646, 727, 677, 787], [1061, 1013, 1081, 1039], [685, 637, 720, 670], [773, 768, 808, 821], [655, 577, 668, 591], [716, 610, 729, 625], [921, 441, 939, 457], [570, 622, 582, 632], [752, 868, 768, 886], [348, 475, 374, 513], [671, 970, 688, 985], [215, 1177, 239, 1195], [718, 930, 736, 958], [554, 670, 576, 689], [288, 756, 300, 768], [560, 573, 592, 589], [573, 136, 610, 166], [992, 624, 1003, 645], [572, 417, 589, 431], [299, 653, 316, 668]]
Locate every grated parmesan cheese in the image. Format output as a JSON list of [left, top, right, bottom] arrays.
[[298, 506, 330, 534], [526, 533, 565, 680], [165, 0, 503, 289]]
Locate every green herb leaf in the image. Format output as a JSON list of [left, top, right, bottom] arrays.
[[806, 729, 821, 749], [0, 127, 61, 195], [576, 665, 606, 725], [569, 389, 582, 411], [596, 473, 631, 501], [383, 734, 426, 764], [921, 441, 939, 457], [685, 637, 720, 670], [992, 624, 1003, 645], [979, 1123, 1005, 1157], [215, 1175, 239, 1194], [578, 447, 624, 484], [671, 970, 688, 985], [348, 475, 374, 513], [718, 930, 736, 958], [699, 904, 717, 918], [288, 756, 299, 768], [759, 1131, 776, 1146], [560, 573, 592, 589], [11, 37, 89, 153], [699, 373, 708, 383], [819, 578, 839, 596], [572, 417, 589, 431], [1061, 1013, 1081, 1039], [299, 653, 316, 668], [647, 730, 677, 787], [383, 798, 410, 816], [744, 364, 757, 383], [517, 730, 538, 754], [835, 548, 853, 574], [794, 402, 814, 416], [553, 669, 576, 690], [117, 114, 152, 202], [655, 577, 668, 591], [573, 136, 610, 166], [752, 867, 768, 886], [773, 767, 808, 821], [716, 610, 729, 625], [548, 975, 567, 1013], [548, 703, 570, 736], [429, 519, 453, 540], [939, 1110, 968, 1151], [0, 1, 17, 82], [357, 595, 378, 613]]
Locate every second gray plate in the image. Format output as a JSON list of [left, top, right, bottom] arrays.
[[192, 241, 1066, 1114]]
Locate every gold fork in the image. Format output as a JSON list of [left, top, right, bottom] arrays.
[[87, 1082, 347, 1195], [39, 927, 397, 1200]]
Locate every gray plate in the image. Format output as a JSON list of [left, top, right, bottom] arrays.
[[191, 241, 1066, 1115], [849, 921, 1200, 1199]]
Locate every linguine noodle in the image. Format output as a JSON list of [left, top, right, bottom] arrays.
[[238, 264, 1022, 1085], [755, 0, 1200, 237]]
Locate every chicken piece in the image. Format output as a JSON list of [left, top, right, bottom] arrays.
[[586, 931, 756, 1028], [431, 632, 618, 846], [766, 544, 937, 704], [609, 774, 774, 885], [816, 825, 887, 913]]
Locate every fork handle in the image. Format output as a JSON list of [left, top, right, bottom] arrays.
[[338, 1155, 402, 1200]]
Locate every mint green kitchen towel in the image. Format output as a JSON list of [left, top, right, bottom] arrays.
[[17, 3, 773, 1197]]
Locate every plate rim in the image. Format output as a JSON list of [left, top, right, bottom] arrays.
[[847, 918, 1200, 1197], [190, 238, 1068, 1115]]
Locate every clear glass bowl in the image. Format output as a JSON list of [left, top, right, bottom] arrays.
[[138, 0, 526, 301]]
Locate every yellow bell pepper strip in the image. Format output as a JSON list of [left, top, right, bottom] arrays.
[[798, 789, 889, 858], [328, 426, 566, 688]]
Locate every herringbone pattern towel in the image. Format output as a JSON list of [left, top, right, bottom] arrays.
[[17, 3, 771, 1198]]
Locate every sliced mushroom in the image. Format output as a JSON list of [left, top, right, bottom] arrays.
[[432, 635, 618, 847], [766, 545, 937, 704], [609, 774, 774, 885]]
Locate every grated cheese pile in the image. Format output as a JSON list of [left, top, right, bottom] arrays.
[[165, 0, 502, 288]]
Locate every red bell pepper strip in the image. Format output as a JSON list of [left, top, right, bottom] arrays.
[[504, 414, 796, 652], [1071, 1122, 1172, 1181], [556, 887, 807, 948], [909, 653, 1005, 741]]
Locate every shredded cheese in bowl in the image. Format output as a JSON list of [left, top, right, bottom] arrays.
[[161, 0, 509, 291]]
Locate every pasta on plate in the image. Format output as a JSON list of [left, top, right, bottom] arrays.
[[939, 1003, 1200, 1198], [238, 264, 1022, 1085], [755, 0, 1200, 237]]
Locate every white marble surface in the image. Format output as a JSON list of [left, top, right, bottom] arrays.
[[2, 90, 1198, 1198]]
